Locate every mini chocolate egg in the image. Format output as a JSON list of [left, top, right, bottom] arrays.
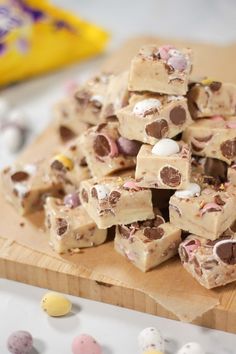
[[8, 109, 27, 126], [138, 327, 164, 352], [41, 292, 72, 317], [52, 154, 74, 171], [1, 125, 25, 152], [177, 342, 205, 354], [151, 138, 180, 156], [7, 330, 33, 354], [117, 136, 141, 156], [72, 334, 102, 354]]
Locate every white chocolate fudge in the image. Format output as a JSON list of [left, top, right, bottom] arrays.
[[50, 137, 90, 193], [228, 163, 236, 185], [79, 177, 154, 229], [53, 97, 90, 142], [128, 44, 192, 95], [179, 234, 236, 289], [136, 141, 191, 189], [182, 116, 236, 164], [2, 160, 63, 215], [79, 122, 138, 178], [45, 196, 107, 253], [100, 71, 129, 120], [114, 212, 182, 272], [117, 93, 192, 145], [73, 73, 111, 125], [169, 185, 236, 240], [187, 79, 236, 118]]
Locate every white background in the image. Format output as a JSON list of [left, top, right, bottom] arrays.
[[0, 1, 236, 353]]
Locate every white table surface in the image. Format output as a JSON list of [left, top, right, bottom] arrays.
[[1, 1, 236, 353]]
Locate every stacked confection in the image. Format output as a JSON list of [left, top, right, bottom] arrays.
[[2, 44, 236, 290]]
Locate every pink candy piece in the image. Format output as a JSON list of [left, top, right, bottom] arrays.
[[72, 334, 102, 354], [226, 121, 236, 129], [210, 115, 224, 122], [167, 55, 187, 71], [97, 133, 119, 158], [200, 202, 223, 217], [158, 44, 174, 60], [117, 136, 141, 156], [123, 180, 140, 191], [183, 239, 201, 261], [191, 137, 207, 149]]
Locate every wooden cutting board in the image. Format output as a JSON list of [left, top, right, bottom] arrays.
[[1, 36, 236, 334]]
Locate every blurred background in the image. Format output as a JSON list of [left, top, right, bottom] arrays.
[[0, 0, 236, 167]]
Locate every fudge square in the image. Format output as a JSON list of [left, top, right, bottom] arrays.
[[187, 79, 236, 118], [128, 44, 192, 95], [182, 116, 236, 164], [179, 234, 236, 289], [79, 122, 139, 178], [45, 196, 107, 254], [114, 210, 182, 272], [100, 71, 130, 120], [79, 177, 154, 229], [73, 72, 111, 125], [53, 97, 90, 142], [135, 140, 191, 189], [50, 137, 90, 193], [169, 184, 236, 240], [117, 93, 192, 145], [2, 160, 64, 215]]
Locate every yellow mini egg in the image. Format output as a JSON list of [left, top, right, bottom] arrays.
[[143, 351, 164, 354], [41, 292, 72, 317], [53, 154, 74, 171], [200, 78, 215, 86]]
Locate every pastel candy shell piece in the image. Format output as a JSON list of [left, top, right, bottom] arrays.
[[72, 334, 102, 354]]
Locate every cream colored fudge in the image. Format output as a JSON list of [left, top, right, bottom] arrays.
[[179, 234, 236, 289], [136, 141, 191, 189], [100, 71, 130, 120], [50, 137, 90, 193], [79, 122, 138, 178], [45, 196, 107, 253], [53, 97, 90, 142], [2, 160, 63, 215], [228, 163, 236, 185], [128, 44, 192, 95], [74, 73, 111, 125], [117, 93, 192, 145], [182, 116, 236, 164], [187, 79, 236, 118], [114, 211, 182, 272], [79, 177, 154, 229], [169, 185, 236, 240]]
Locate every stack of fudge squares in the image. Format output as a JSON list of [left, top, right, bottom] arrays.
[[3, 44, 236, 290]]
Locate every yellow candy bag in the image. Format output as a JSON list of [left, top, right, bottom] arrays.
[[0, 0, 109, 86]]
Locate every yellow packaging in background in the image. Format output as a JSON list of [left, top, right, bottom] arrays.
[[0, 0, 109, 86]]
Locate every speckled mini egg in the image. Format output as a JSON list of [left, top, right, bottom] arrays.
[[138, 327, 164, 352], [72, 334, 102, 354], [177, 342, 205, 354], [7, 330, 33, 354], [41, 292, 72, 317]]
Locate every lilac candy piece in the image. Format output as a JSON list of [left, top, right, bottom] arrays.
[[117, 136, 141, 156], [7, 330, 33, 354], [158, 44, 174, 61], [64, 193, 81, 208], [167, 55, 187, 71]]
